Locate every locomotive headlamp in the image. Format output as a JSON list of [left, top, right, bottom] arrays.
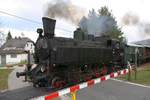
[[41, 66, 46, 72], [53, 47, 57, 51], [115, 43, 120, 49], [37, 28, 43, 34], [120, 53, 124, 56]]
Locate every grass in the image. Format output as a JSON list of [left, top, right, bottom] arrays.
[[0, 69, 13, 90], [118, 63, 150, 86]]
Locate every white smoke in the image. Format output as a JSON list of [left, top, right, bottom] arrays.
[[138, 23, 150, 34], [122, 12, 150, 42], [122, 12, 150, 35], [122, 12, 139, 25], [79, 9, 116, 37]]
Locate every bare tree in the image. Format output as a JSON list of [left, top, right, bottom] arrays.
[[0, 30, 5, 47]]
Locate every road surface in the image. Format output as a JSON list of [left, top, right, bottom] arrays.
[[76, 79, 150, 100], [0, 79, 150, 100], [0, 86, 51, 100]]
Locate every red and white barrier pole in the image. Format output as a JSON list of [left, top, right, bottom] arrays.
[[31, 66, 130, 100]]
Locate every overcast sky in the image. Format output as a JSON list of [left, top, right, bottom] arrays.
[[0, 0, 150, 42]]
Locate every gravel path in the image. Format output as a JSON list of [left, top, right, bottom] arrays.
[[8, 66, 31, 90], [6, 66, 65, 100]]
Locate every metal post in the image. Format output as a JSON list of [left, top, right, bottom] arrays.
[[71, 91, 77, 100], [127, 61, 131, 81], [135, 48, 138, 80], [25, 50, 31, 81], [27, 51, 30, 65]]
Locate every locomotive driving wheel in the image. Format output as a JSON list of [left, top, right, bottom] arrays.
[[51, 77, 66, 89], [101, 66, 108, 75]]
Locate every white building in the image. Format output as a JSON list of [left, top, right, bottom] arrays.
[[0, 37, 34, 66]]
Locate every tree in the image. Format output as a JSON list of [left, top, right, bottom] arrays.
[[6, 31, 12, 41], [0, 32, 5, 47], [98, 6, 124, 41], [98, 6, 112, 16], [107, 26, 124, 41], [78, 6, 124, 41]]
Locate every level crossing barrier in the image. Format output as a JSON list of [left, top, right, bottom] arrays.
[[31, 64, 132, 100]]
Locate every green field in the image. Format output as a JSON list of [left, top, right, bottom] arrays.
[[0, 69, 13, 90], [119, 64, 150, 86]]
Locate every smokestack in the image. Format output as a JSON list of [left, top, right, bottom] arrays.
[[42, 17, 56, 38]]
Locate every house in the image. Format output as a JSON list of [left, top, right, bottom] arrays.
[[134, 39, 150, 62], [0, 37, 34, 66], [125, 39, 150, 64], [125, 43, 145, 65]]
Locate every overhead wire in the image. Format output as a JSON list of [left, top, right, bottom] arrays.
[[0, 10, 41, 24], [0, 10, 74, 33]]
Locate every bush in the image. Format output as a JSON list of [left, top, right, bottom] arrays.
[[5, 60, 28, 67], [18, 60, 28, 67]]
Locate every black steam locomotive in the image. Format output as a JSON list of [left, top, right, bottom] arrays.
[[17, 17, 126, 88]]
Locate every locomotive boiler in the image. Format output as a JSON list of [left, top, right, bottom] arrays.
[[16, 17, 126, 88]]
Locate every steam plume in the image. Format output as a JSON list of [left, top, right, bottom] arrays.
[[139, 23, 150, 34], [122, 12, 139, 25], [79, 9, 116, 37], [45, 0, 85, 25], [122, 12, 150, 35]]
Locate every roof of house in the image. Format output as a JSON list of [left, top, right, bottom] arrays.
[[133, 39, 150, 47], [1, 37, 32, 49], [0, 37, 33, 54], [127, 43, 144, 47], [0, 49, 27, 54]]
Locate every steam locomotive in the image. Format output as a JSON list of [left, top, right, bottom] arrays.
[[16, 17, 126, 88]]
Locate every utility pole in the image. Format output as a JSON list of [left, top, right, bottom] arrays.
[[25, 50, 31, 81], [135, 48, 138, 80]]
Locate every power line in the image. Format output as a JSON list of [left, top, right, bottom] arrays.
[[56, 27, 73, 33], [0, 10, 41, 24], [0, 10, 74, 33]]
